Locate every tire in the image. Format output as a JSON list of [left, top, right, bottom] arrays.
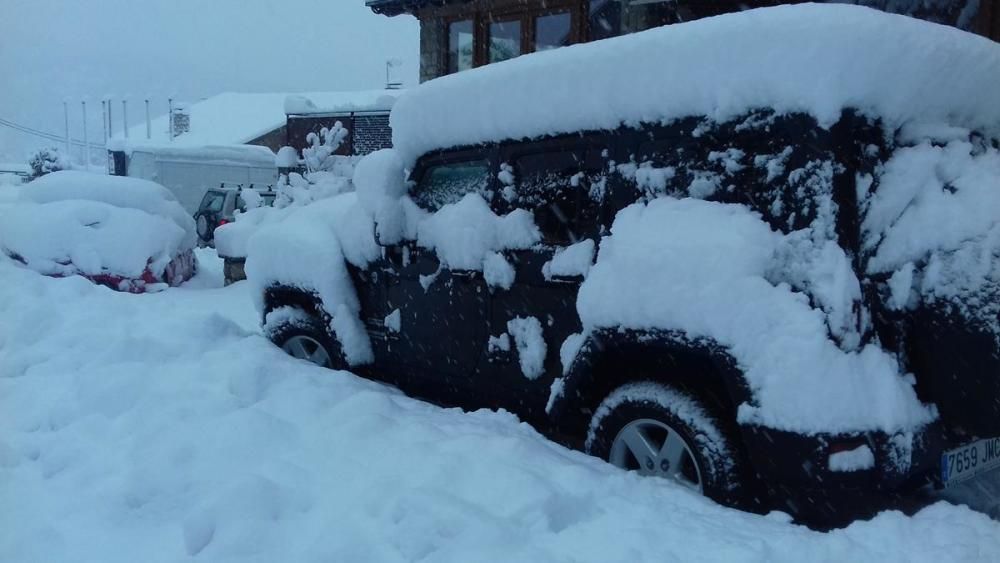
[[195, 213, 213, 244], [586, 381, 746, 504], [265, 306, 345, 370]]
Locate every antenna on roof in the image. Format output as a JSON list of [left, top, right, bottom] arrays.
[[386, 58, 403, 90]]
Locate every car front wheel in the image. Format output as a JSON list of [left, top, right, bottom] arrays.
[[586, 381, 746, 504], [266, 306, 344, 370]]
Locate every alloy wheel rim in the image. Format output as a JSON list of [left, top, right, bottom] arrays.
[[609, 418, 704, 493], [281, 335, 332, 368]]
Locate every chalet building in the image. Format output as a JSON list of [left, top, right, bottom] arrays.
[[367, 0, 1000, 82]]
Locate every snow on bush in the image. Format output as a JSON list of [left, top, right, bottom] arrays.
[[0, 171, 195, 279], [389, 4, 1000, 165], [27, 146, 71, 179], [302, 123, 349, 173], [576, 198, 935, 434]]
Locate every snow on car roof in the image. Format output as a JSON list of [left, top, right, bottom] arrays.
[[390, 4, 1000, 164], [22, 171, 195, 238], [109, 89, 402, 151], [2, 171, 196, 278]]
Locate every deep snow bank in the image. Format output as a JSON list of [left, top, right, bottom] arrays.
[[390, 4, 1000, 164], [2, 257, 1000, 562]]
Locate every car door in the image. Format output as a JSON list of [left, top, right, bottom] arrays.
[[482, 139, 608, 426], [374, 151, 495, 405]]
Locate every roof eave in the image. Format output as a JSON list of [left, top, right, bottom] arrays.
[[366, 0, 469, 17]]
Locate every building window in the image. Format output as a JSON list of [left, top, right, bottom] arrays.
[[448, 19, 474, 74], [536, 12, 572, 51], [489, 19, 522, 63], [589, 0, 620, 41]]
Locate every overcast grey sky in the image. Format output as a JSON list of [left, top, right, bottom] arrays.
[[0, 0, 419, 162]]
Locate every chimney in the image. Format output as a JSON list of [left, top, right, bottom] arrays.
[[171, 103, 190, 137]]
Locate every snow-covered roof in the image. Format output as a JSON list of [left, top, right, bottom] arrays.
[[284, 91, 401, 116], [390, 4, 1000, 164], [110, 89, 402, 151], [126, 144, 277, 166]]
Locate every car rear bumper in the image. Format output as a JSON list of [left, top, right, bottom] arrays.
[[739, 421, 1000, 524], [222, 256, 246, 285]]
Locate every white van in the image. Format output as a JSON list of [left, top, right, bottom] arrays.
[[114, 145, 278, 215]]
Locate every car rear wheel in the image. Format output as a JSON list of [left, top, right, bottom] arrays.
[[586, 381, 746, 503], [266, 307, 344, 370]]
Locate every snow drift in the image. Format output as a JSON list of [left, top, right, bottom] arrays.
[[2, 254, 1000, 562]]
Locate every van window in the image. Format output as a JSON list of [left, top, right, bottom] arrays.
[[413, 159, 492, 212], [511, 149, 598, 245]]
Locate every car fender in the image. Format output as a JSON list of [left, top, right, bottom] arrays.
[[548, 328, 752, 433]]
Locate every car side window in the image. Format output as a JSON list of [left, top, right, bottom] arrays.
[[236, 193, 276, 212], [412, 158, 492, 212], [510, 149, 599, 245]]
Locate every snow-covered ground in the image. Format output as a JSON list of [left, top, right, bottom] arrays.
[[2, 250, 1000, 562]]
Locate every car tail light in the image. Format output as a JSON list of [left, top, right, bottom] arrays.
[[828, 439, 866, 454], [218, 219, 229, 227]]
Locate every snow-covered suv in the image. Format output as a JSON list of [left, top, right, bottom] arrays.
[[249, 6, 1000, 524], [194, 185, 275, 246]]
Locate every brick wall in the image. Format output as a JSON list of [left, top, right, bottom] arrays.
[[353, 114, 393, 155], [285, 113, 392, 156]]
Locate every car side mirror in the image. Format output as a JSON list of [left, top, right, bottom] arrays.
[[374, 221, 388, 247]]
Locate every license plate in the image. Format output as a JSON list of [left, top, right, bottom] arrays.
[[941, 437, 1000, 487]]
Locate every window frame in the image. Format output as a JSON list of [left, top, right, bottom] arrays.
[[438, 0, 584, 75], [499, 137, 606, 246], [410, 148, 498, 213], [445, 17, 476, 75]]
